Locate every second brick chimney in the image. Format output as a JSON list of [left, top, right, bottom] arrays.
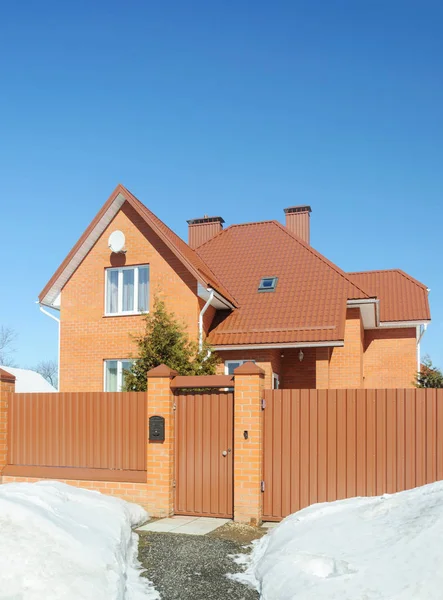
[[187, 216, 224, 249], [284, 205, 312, 244]]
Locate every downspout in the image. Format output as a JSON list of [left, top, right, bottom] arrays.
[[38, 303, 60, 390], [199, 288, 214, 353], [416, 323, 428, 373]]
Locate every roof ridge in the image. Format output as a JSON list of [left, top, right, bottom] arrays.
[[274, 222, 372, 299], [349, 268, 428, 290], [348, 268, 400, 275], [194, 220, 281, 252], [225, 219, 279, 228]]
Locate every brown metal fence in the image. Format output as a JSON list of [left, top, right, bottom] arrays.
[[6, 392, 146, 482], [263, 388, 443, 521]]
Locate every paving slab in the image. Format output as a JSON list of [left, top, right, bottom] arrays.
[[261, 521, 278, 530], [138, 515, 230, 535]]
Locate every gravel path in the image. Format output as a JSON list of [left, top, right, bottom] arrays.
[[138, 527, 260, 600]]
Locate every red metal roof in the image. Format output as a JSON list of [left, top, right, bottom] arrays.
[[197, 221, 372, 346], [347, 270, 430, 323]]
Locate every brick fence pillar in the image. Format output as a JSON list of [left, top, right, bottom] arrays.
[[146, 364, 177, 517], [0, 369, 15, 479], [233, 361, 265, 526]]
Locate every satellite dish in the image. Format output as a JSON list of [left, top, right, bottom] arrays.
[[108, 230, 126, 253]]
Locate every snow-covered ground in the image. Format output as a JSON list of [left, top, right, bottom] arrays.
[[233, 482, 443, 599], [0, 481, 159, 599]]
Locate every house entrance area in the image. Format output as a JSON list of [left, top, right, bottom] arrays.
[[174, 389, 234, 518]]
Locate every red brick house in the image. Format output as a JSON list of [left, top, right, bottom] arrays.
[[39, 184, 430, 392]]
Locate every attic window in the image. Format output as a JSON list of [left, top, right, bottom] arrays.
[[258, 277, 278, 292]]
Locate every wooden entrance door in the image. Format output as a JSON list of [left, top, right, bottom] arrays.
[[175, 390, 233, 518]]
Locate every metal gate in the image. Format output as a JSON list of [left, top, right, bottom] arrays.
[[174, 390, 234, 518]]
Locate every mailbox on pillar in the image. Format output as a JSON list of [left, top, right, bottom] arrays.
[[149, 415, 165, 442]]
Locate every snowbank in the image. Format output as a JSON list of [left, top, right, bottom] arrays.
[[0, 481, 159, 599], [234, 482, 443, 599]]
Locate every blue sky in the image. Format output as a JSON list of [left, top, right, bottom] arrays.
[[0, 1, 442, 369]]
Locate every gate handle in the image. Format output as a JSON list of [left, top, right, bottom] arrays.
[[222, 449, 232, 457]]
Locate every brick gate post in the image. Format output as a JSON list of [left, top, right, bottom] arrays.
[[233, 361, 265, 526], [146, 364, 177, 517], [0, 369, 15, 480]]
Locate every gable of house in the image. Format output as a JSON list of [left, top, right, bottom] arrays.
[[41, 187, 233, 391]]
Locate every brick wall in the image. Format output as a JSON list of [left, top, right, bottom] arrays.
[[60, 202, 201, 391], [216, 349, 281, 389], [315, 347, 330, 389], [1, 476, 152, 510], [200, 301, 216, 336], [280, 348, 316, 388], [329, 307, 364, 389], [215, 322, 416, 390], [363, 327, 416, 388]]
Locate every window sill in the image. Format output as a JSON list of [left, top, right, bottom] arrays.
[[103, 311, 149, 318]]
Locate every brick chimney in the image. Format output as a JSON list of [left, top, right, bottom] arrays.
[[284, 205, 312, 244], [187, 216, 224, 249]]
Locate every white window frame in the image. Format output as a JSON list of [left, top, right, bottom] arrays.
[[224, 359, 256, 375], [104, 264, 149, 316], [103, 359, 135, 392], [272, 372, 280, 389]]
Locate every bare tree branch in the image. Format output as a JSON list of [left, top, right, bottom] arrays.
[[0, 326, 17, 367], [33, 360, 58, 389]]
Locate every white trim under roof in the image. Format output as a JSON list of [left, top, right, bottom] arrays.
[[212, 341, 344, 351], [375, 320, 431, 329], [197, 283, 235, 310], [347, 298, 379, 329], [41, 193, 127, 308]]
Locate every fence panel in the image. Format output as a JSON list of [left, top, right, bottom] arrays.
[[263, 388, 443, 521], [7, 392, 146, 480]]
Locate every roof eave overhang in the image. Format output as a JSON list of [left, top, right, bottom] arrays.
[[212, 341, 344, 351], [347, 298, 380, 329], [367, 319, 431, 330], [197, 283, 235, 310]]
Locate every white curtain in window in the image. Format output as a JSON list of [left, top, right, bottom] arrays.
[[138, 267, 149, 312], [105, 361, 118, 392], [122, 269, 135, 311], [106, 271, 119, 314]]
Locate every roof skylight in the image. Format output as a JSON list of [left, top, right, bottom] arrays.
[[258, 277, 278, 292]]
